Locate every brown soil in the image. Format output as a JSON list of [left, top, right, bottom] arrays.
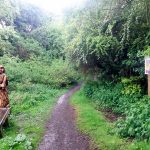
[[38, 85, 90, 150], [102, 109, 124, 122]]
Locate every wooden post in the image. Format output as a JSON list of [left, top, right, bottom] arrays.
[[148, 75, 150, 96], [145, 57, 150, 96], [0, 125, 3, 138]]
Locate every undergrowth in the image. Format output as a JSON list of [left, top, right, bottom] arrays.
[[0, 83, 66, 150], [71, 91, 127, 150], [71, 89, 150, 150], [0, 55, 78, 150], [82, 79, 150, 141]]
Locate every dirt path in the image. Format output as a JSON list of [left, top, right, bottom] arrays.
[[38, 85, 90, 150]]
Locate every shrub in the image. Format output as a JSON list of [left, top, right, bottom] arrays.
[[116, 97, 150, 140], [82, 80, 150, 140], [0, 55, 80, 88], [121, 77, 142, 96], [83, 81, 140, 114]]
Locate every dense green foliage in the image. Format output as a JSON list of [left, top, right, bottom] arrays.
[[71, 90, 150, 150], [0, 55, 79, 88], [63, 0, 150, 143], [83, 80, 150, 141], [83, 80, 141, 114], [64, 0, 150, 78], [0, 0, 64, 61], [0, 0, 150, 148], [0, 54, 78, 149], [0, 0, 79, 149], [116, 99, 150, 140], [31, 24, 64, 59], [0, 0, 79, 87]]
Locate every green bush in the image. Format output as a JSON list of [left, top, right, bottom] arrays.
[[83, 81, 140, 114], [83, 81, 99, 98], [0, 55, 80, 88], [116, 97, 150, 140], [121, 77, 142, 96], [82, 80, 150, 140]]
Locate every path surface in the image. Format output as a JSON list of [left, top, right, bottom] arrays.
[[38, 85, 90, 150]]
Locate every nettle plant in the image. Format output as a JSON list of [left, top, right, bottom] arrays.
[[116, 98, 150, 140], [9, 134, 33, 150], [0, 134, 33, 150]]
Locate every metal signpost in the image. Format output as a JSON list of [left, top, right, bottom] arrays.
[[145, 57, 150, 96]]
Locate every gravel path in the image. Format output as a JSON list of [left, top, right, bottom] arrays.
[[38, 85, 90, 150]]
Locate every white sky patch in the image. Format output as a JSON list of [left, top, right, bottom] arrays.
[[20, 0, 86, 15]]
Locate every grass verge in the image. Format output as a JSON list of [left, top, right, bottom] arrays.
[[71, 90, 150, 150], [0, 83, 66, 150]]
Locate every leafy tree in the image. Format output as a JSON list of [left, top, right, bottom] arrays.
[[0, 0, 19, 26], [64, 0, 150, 79], [31, 24, 64, 59], [14, 1, 51, 33]]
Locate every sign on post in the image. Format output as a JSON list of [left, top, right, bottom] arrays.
[[145, 57, 150, 96], [145, 57, 150, 74]]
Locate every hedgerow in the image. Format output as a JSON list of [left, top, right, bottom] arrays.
[[83, 79, 150, 140]]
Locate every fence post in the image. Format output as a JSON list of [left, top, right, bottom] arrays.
[[148, 75, 150, 96]]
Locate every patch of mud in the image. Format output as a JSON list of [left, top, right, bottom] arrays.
[[102, 109, 124, 122]]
